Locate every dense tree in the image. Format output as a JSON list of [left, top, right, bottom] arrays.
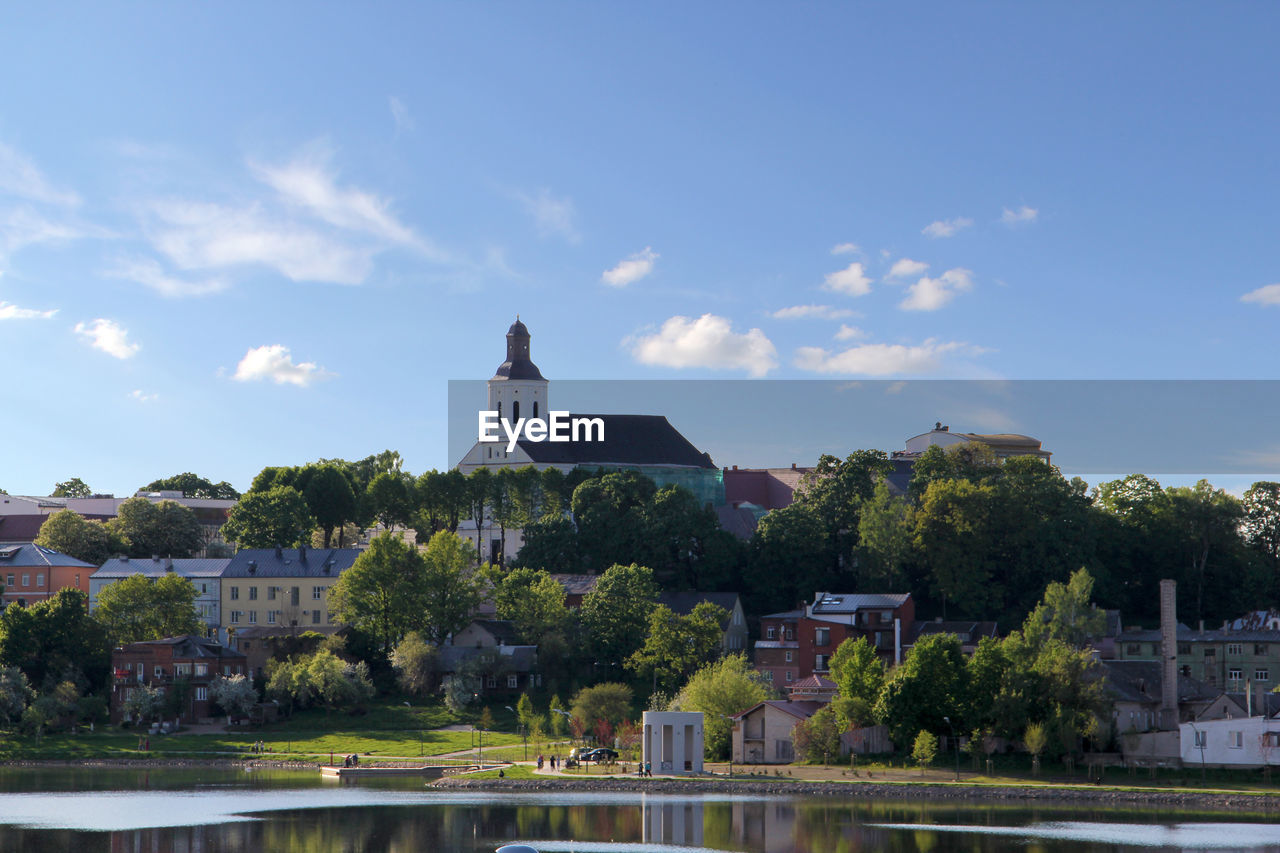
[[1164, 480, 1244, 622], [327, 532, 428, 655], [572, 471, 656, 571], [912, 479, 998, 616], [110, 498, 204, 558], [304, 464, 358, 547], [672, 654, 773, 759], [512, 516, 582, 572], [222, 486, 315, 548], [366, 471, 412, 532], [0, 589, 110, 691], [794, 449, 892, 576], [874, 633, 966, 747], [35, 510, 119, 564], [0, 667, 34, 726], [51, 477, 92, 498], [209, 673, 257, 719], [580, 563, 658, 666], [792, 704, 843, 764], [828, 635, 885, 721], [1244, 481, 1280, 575], [266, 649, 373, 713], [570, 682, 633, 732], [645, 485, 740, 591], [390, 631, 438, 696], [141, 473, 240, 500], [1022, 568, 1107, 648], [907, 443, 1000, 500], [626, 601, 726, 693], [745, 502, 830, 614], [493, 568, 569, 645], [856, 481, 913, 590], [466, 468, 493, 564], [419, 531, 487, 645], [94, 573, 202, 645]]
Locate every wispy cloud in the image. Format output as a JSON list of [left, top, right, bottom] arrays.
[[823, 261, 873, 297], [887, 258, 929, 278], [922, 217, 973, 239], [74, 318, 140, 359], [834, 323, 865, 341], [770, 304, 856, 320], [232, 344, 332, 387], [0, 300, 57, 320], [794, 338, 981, 376], [1242, 284, 1280, 307], [0, 207, 87, 259], [900, 267, 974, 311], [831, 242, 860, 256], [106, 256, 227, 298], [129, 389, 158, 403], [1001, 205, 1039, 226], [389, 96, 412, 134], [629, 314, 777, 377], [602, 247, 658, 287], [0, 142, 80, 207], [515, 188, 580, 244]]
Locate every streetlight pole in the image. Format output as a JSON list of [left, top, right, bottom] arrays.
[[943, 716, 959, 782], [1188, 721, 1206, 781]]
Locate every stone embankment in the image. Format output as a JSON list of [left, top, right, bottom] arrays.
[[433, 775, 1280, 811]]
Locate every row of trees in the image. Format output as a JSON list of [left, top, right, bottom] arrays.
[[34, 499, 206, 565]]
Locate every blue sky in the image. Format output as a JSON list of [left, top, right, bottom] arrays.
[[2, 3, 1278, 496]]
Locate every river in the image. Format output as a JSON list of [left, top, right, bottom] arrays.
[[0, 767, 1278, 852]]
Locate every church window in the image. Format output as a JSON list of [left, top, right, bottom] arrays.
[[513, 401, 520, 421], [533, 401, 539, 417]]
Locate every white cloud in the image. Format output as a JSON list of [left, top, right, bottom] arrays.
[[771, 304, 856, 320], [887, 258, 929, 279], [834, 323, 865, 341], [0, 300, 57, 320], [389, 96, 412, 134], [1001, 205, 1039, 226], [0, 142, 80, 206], [232, 344, 332, 387], [516, 188, 580, 243], [823, 262, 873, 297], [74, 318, 140, 359], [1242, 284, 1280, 307], [794, 339, 978, 376], [250, 151, 435, 254], [147, 200, 375, 285], [0, 207, 85, 258], [601, 247, 658, 287], [885, 381, 907, 394], [900, 267, 975, 311], [106, 256, 227, 298], [922, 217, 973, 238], [629, 314, 777, 377], [129, 389, 158, 403], [831, 242, 860, 255]]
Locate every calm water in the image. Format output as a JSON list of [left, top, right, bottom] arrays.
[[0, 767, 1278, 852]]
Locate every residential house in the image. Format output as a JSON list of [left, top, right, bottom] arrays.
[[91, 556, 230, 638], [219, 546, 360, 641], [658, 591, 749, 653], [110, 635, 247, 724], [755, 592, 915, 686], [905, 619, 999, 655], [1180, 714, 1280, 769], [0, 542, 95, 608], [731, 700, 826, 764], [1115, 623, 1280, 691], [231, 624, 345, 682], [438, 618, 541, 695], [549, 573, 598, 608], [786, 674, 837, 703]]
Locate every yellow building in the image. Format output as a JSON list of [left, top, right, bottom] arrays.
[[219, 546, 361, 641]]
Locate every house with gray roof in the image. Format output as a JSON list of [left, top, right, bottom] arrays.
[[220, 547, 361, 642], [92, 556, 231, 639], [0, 542, 96, 608]]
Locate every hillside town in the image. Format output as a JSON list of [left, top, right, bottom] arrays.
[[2, 320, 1280, 777]]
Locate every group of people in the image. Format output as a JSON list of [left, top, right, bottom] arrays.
[[535, 754, 560, 770], [341, 753, 361, 768], [250, 741, 267, 754], [637, 762, 652, 777]]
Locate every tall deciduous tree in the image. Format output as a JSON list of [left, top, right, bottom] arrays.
[[874, 633, 967, 747], [111, 498, 204, 558], [1244, 481, 1280, 575], [51, 477, 92, 498], [95, 573, 202, 645], [856, 481, 913, 590], [580, 563, 658, 666], [35, 510, 119, 565], [0, 589, 109, 691], [672, 654, 773, 759], [1022, 567, 1106, 648], [626, 601, 726, 693], [366, 472, 412, 532], [222, 486, 315, 548], [493, 567, 569, 645], [420, 531, 486, 645], [328, 532, 427, 655], [570, 682, 633, 732], [304, 464, 358, 547], [141, 473, 240, 500]]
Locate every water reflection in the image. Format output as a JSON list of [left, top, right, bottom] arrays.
[[1, 769, 1279, 853]]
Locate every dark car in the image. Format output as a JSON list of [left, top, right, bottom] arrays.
[[580, 748, 619, 763]]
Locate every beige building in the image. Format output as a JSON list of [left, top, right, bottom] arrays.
[[731, 700, 826, 764], [219, 547, 361, 642]]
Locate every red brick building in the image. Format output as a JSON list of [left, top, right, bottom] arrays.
[[0, 542, 95, 608], [111, 635, 247, 724], [755, 592, 914, 686]]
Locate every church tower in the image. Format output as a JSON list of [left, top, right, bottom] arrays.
[[488, 317, 548, 422]]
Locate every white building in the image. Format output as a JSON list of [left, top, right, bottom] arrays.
[[898, 423, 1051, 463], [643, 710, 704, 775], [1180, 716, 1280, 769]]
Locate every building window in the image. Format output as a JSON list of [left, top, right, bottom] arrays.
[[35, 574, 43, 587], [248, 611, 257, 624], [21, 574, 29, 587], [1230, 731, 1244, 749], [1204, 648, 1216, 657], [312, 611, 321, 624], [195, 686, 208, 702], [486, 675, 496, 689], [785, 629, 794, 641], [766, 626, 776, 639], [195, 664, 207, 676], [267, 611, 277, 624], [815, 654, 828, 672], [154, 666, 164, 678], [785, 671, 794, 683], [313, 586, 323, 600], [230, 611, 241, 623], [201, 583, 208, 594], [1229, 668, 1243, 682], [230, 586, 239, 600], [1178, 643, 1192, 655], [249, 587, 258, 600], [1125, 643, 1139, 655], [784, 651, 793, 662], [815, 627, 830, 647], [75, 574, 80, 587], [1193, 730, 1207, 748], [507, 675, 518, 689], [5, 574, 12, 587], [175, 664, 191, 676], [268, 586, 276, 600], [1227, 643, 1243, 655], [763, 670, 773, 682], [1257, 644, 1270, 655], [1181, 665, 1192, 677], [1257, 669, 1271, 682]]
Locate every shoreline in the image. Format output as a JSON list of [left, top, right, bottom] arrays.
[[433, 775, 1280, 812]]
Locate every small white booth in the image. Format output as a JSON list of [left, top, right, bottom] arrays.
[[642, 710, 704, 775]]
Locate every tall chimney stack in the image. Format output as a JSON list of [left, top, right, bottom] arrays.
[[1159, 579, 1178, 730]]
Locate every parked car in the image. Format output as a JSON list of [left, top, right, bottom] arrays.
[[580, 747, 619, 763]]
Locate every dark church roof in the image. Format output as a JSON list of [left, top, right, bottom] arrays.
[[492, 317, 546, 381], [517, 414, 716, 469]]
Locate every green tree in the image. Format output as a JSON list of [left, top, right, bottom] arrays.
[[52, 477, 92, 498], [94, 573, 201, 645], [390, 631, 439, 696], [141, 473, 240, 499], [420, 531, 486, 644], [856, 480, 913, 589], [222, 486, 315, 548], [121, 683, 162, 724], [110, 498, 204, 558], [580, 563, 659, 666], [828, 636, 885, 711], [912, 478, 998, 616], [548, 693, 567, 737], [571, 470, 656, 571], [645, 485, 740, 591], [366, 471, 412, 532], [209, 673, 257, 718], [328, 532, 427, 655], [0, 666, 35, 725], [304, 464, 358, 547], [745, 502, 830, 614], [570, 682, 633, 732], [512, 516, 582, 572], [489, 468, 520, 566], [1244, 481, 1280, 575], [466, 468, 493, 564], [1164, 479, 1244, 622], [792, 704, 843, 764], [626, 601, 726, 693], [35, 510, 118, 564], [874, 633, 966, 747], [493, 568, 569, 644], [794, 449, 892, 578], [912, 729, 939, 774], [1022, 567, 1106, 648], [0, 588, 110, 691], [1024, 720, 1048, 772], [671, 654, 773, 759]]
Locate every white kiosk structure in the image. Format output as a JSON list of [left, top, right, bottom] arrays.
[[642, 711, 704, 775]]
